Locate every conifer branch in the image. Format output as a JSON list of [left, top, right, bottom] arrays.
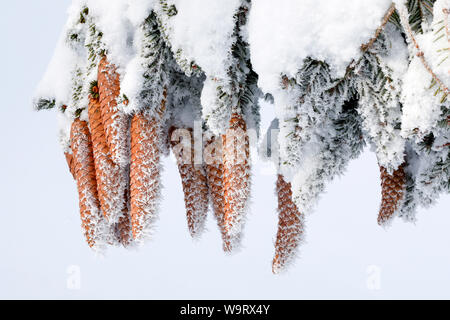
[[397, 2, 449, 95], [297, 3, 400, 97], [361, 3, 397, 53]]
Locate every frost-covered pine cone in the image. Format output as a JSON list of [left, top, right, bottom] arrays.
[[70, 118, 109, 250], [170, 127, 209, 238], [378, 164, 406, 226], [130, 112, 162, 242], [273, 175, 305, 274], [98, 56, 130, 167], [204, 135, 233, 251], [88, 95, 130, 235], [222, 113, 251, 249]]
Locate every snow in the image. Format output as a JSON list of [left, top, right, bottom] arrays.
[[86, 0, 154, 72], [356, 25, 408, 172], [248, 0, 393, 94], [156, 0, 241, 79], [400, 0, 450, 138], [33, 1, 86, 110], [34, 33, 77, 110], [34, 0, 157, 112], [401, 57, 444, 137], [432, 0, 450, 86]]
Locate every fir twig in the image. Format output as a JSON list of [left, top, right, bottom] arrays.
[[313, 3, 400, 96], [361, 3, 397, 53], [397, 2, 449, 95], [35, 98, 56, 111]]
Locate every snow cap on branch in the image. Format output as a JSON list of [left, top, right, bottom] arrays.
[[248, 0, 393, 94]]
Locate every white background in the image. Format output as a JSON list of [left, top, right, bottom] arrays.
[[1, 1, 449, 299]]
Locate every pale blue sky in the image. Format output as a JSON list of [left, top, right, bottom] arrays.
[[1, 1, 449, 299]]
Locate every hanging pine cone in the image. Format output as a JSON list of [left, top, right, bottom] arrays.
[[70, 119, 109, 249], [130, 112, 162, 241], [204, 135, 233, 251], [98, 56, 129, 167], [114, 193, 133, 247], [378, 163, 406, 226], [129, 89, 166, 242], [88, 95, 130, 230], [272, 175, 305, 274], [170, 127, 209, 238], [222, 113, 251, 250], [64, 151, 76, 180]]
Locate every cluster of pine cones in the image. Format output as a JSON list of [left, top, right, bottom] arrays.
[[64, 55, 406, 273], [64, 56, 255, 252]]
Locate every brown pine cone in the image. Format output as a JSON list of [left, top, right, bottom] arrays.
[[170, 127, 209, 238], [98, 56, 129, 166], [222, 113, 251, 250], [378, 164, 406, 226], [70, 119, 109, 249], [272, 174, 305, 274], [88, 96, 131, 245], [130, 112, 162, 241], [204, 135, 233, 251]]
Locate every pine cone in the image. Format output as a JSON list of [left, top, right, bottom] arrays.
[[378, 164, 406, 226], [114, 192, 133, 247], [204, 135, 233, 251], [70, 119, 109, 249], [272, 175, 305, 274], [88, 96, 131, 245], [64, 152, 76, 180], [222, 113, 251, 250], [98, 56, 129, 166], [170, 127, 209, 238], [130, 112, 162, 241]]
